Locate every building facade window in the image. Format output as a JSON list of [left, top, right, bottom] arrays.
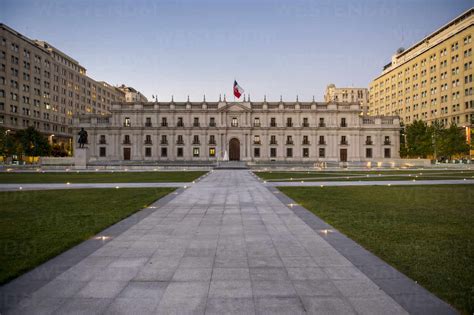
[[303, 148, 309, 157], [161, 147, 168, 157], [286, 148, 293, 157], [145, 147, 152, 157], [319, 148, 325, 158], [231, 117, 238, 127], [270, 147, 277, 158], [99, 147, 106, 157], [366, 148, 372, 158], [209, 147, 216, 157], [193, 147, 200, 157], [254, 147, 260, 157]]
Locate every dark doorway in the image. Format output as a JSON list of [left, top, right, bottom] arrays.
[[340, 148, 347, 162], [229, 138, 240, 161], [123, 147, 131, 160]]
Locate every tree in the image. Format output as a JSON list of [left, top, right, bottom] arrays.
[[405, 120, 433, 158], [16, 127, 51, 157], [438, 124, 470, 160], [430, 120, 444, 161]]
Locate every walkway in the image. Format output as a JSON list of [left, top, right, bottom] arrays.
[[2, 170, 455, 314], [265, 179, 474, 187]]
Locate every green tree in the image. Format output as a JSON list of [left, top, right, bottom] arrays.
[[438, 124, 470, 160], [405, 120, 433, 158], [430, 120, 444, 161], [16, 127, 51, 157], [0, 128, 19, 160]]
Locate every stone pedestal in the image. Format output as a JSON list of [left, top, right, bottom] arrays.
[[74, 147, 89, 170]]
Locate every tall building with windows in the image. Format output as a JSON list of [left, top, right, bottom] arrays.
[[75, 99, 400, 163], [324, 84, 369, 113], [369, 8, 473, 128], [0, 23, 129, 145]]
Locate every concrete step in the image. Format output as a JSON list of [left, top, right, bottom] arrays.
[[214, 161, 248, 169]]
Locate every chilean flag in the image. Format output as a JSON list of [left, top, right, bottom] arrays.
[[233, 80, 244, 99]]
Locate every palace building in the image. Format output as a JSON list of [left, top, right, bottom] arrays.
[[75, 98, 400, 163]]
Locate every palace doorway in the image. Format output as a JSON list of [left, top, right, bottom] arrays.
[[229, 138, 240, 161]]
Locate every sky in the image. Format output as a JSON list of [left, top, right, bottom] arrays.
[[1, 0, 472, 101]]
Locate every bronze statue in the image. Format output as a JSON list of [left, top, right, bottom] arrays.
[[77, 127, 88, 148]]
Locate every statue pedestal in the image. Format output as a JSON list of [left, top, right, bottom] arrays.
[[74, 147, 89, 170]]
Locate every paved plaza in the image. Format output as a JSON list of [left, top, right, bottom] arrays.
[[2, 170, 456, 314]]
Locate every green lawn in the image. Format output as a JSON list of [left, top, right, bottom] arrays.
[[0, 171, 206, 183], [255, 170, 474, 182], [0, 188, 175, 284], [279, 185, 474, 314]]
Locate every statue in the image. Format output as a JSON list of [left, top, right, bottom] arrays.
[[77, 127, 88, 148]]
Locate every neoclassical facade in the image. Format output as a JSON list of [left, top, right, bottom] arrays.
[[74, 99, 400, 163]]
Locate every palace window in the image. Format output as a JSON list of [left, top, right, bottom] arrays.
[[231, 117, 238, 127], [319, 148, 325, 158], [270, 135, 277, 145], [286, 117, 292, 127], [99, 135, 106, 144], [254, 117, 260, 127], [209, 135, 216, 144], [161, 135, 168, 145], [319, 135, 325, 145], [286, 148, 293, 157], [193, 135, 200, 144], [384, 136, 391, 145], [209, 117, 216, 127], [253, 135, 261, 144], [193, 117, 200, 127], [209, 147, 216, 157], [319, 117, 325, 127], [302, 117, 309, 127], [384, 148, 391, 158], [303, 148, 309, 157], [341, 136, 348, 145], [124, 117, 131, 127], [145, 117, 152, 127], [286, 135, 293, 144], [270, 148, 277, 158], [161, 117, 168, 126], [177, 135, 184, 144], [145, 147, 152, 157], [270, 117, 276, 127], [177, 147, 183, 157], [145, 135, 152, 144], [177, 117, 184, 127], [254, 147, 260, 158], [99, 147, 106, 157], [366, 136, 373, 145], [123, 135, 130, 144], [193, 148, 200, 157], [341, 117, 347, 127], [161, 147, 168, 157], [302, 135, 309, 145], [366, 148, 372, 158]]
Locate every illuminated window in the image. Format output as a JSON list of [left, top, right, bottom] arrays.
[[231, 117, 238, 127], [124, 117, 131, 127], [209, 147, 215, 157], [193, 148, 200, 157]]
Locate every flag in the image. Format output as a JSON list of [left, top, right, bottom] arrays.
[[233, 80, 244, 99]]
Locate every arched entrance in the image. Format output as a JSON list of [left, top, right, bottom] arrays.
[[229, 138, 240, 161]]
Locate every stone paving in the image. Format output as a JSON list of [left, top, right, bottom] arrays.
[[4, 170, 456, 314]]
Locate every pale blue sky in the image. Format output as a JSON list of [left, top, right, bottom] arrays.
[[1, 0, 471, 101]]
